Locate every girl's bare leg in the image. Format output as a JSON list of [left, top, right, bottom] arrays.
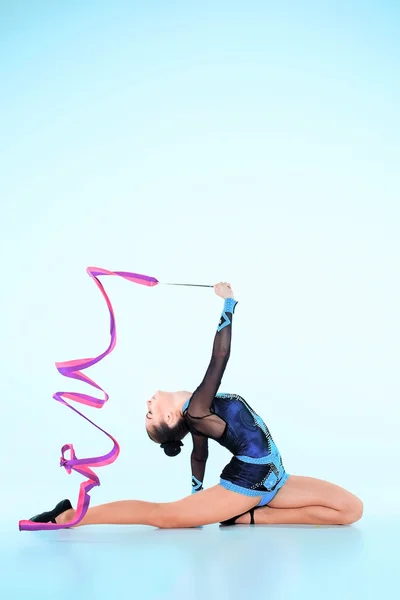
[[234, 475, 363, 525], [57, 485, 261, 528]]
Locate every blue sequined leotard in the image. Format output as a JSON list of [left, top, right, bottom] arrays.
[[182, 299, 288, 506]]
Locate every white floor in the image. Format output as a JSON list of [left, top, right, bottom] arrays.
[[1, 516, 397, 600]]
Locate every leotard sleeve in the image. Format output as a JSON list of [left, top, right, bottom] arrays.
[[184, 297, 237, 440], [190, 434, 209, 493]]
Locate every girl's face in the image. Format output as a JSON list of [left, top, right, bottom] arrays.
[[145, 390, 174, 432]]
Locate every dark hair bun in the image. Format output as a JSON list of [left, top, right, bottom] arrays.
[[160, 440, 183, 457]]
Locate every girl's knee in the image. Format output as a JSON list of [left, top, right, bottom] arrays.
[[152, 507, 183, 529], [340, 496, 363, 525]]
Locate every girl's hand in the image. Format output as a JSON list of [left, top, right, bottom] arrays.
[[214, 282, 234, 299]]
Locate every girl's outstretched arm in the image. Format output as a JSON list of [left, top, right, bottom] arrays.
[[186, 283, 237, 416]]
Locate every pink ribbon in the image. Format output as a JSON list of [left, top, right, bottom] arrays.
[[19, 267, 159, 531]]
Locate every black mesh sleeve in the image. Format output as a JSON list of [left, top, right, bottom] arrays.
[[190, 435, 209, 492], [185, 299, 237, 439]]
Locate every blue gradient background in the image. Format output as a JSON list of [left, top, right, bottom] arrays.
[[0, 1, 399, 528]]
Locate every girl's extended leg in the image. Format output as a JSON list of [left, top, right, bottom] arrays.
[[56, 485, 261, 528], [233, 475, 363, 525]]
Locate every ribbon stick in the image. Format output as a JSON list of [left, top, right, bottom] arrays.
[[161, 283, 213, 288], [18, 267, 170, 531]]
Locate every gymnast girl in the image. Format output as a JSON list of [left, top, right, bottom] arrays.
[[28, 282, 363, 528]]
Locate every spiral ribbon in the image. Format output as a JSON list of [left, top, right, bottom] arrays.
[[19, 267, 159, 531]]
